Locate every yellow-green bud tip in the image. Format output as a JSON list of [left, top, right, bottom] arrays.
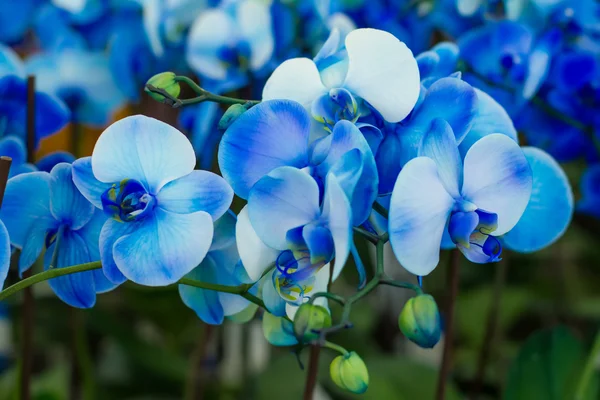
[[330, 351, 369, 394], [145, 72, 181, 102], [292, 303, 332, 343], [398, 294, 442, 348]]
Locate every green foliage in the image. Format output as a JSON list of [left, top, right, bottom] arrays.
[[504, 326, 599, 400]]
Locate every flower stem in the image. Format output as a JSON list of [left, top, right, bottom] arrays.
[[575, 329, 600, 400], [303, 344, 321, 400], [436, 249, 461, 400], [323, 341, 349, 356]]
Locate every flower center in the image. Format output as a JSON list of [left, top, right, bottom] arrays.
[[272, 249, 326, 306], [449, 209, 502, 263], [101, 179, 156, 222], [312, 88, 359, 132]]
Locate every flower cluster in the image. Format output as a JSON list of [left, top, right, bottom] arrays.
[[0, 0, 584, 395]]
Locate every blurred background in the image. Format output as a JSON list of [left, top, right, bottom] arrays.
[[0, 0, 599, 399]]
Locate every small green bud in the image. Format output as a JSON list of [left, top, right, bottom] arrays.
[[218, 103, 250, 131], [398, 294, 441, 348], [145, 72, 180, 102], [292, 303, 331, 342], [330, 351, 369, 394]]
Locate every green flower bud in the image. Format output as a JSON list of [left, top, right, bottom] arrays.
[[398, 294, 442, 348], [330, 351, 369, 394], [292, 303, 331, 342], [145, 72, 180, 102], [218, 103, 250, 131]]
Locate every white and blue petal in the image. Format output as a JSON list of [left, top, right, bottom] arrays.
[[112, 209, 213, 286], [342, 28, 420, 123], [419, 118, 463, 198], [248, 167, 321, 250], [461, 134, 533, 235], [389, 157, 455, 276], [262, 312, 297, 346], [236, 206, 279, 282], [262, 270, 287, 317], [49, 163, 95, 230], [218, 100, 311, 199], [503, 148, 573, 253], [92, 115, 196, 194], [321, 173, 352, 280], [156, 170, 233, 220], [99, 219, 136, 285], [237, 0, 274, 72], [262, 58, 328, 108]]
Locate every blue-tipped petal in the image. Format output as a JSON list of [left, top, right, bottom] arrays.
[[19, 217, 57, 275], [262, 312, 298, 346], [461, 134, 532, 235], [503, 148, 573, 253], [389, 157, 455, 276], [313, 120, 378, 225], [112, 209, 213, 286], [45, 230, 96, 308], [302, 222, 334, 265], [49, 163, 95, 230], [0, 221, 11, 289], [218, 100, 311, 199], [322, 173, 352, 280], [459, 88, 517, 156], [91, 115, 196, 194], [419, 118, 462, 198], [36, 151, 76, 172], [236, 206, 279, 282], [262, 270, 287, 317], [248, 167, 321, 250], [156, 170, 233, 220], [72, 157, 112, 209], [0, 172, 54, 248], [411, 77, 478, 144], [179, 262, 225, 325]]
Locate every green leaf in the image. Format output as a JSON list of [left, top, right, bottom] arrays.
[[504, 326, 599, 400]]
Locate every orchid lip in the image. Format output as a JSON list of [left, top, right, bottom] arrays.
[[101, 179, 156, 222]]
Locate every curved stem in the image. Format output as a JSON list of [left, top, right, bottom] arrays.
[[380, 278, 423, 295], [174, 76, 260, 106], [308, 292, 346, 306], [323, 341, 349, 356]]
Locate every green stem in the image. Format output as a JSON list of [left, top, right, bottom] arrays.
[[372, 202, 389, 219], [353, 226, 379, 244], [380, 279, 423, 295], [322, 341, 349, 356], [174, 76, 260, 106], [308, 292, 346, 306], [576, 329, 600, 400]]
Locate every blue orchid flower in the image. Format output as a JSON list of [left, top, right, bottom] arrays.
[[0, 44, 25, 78], [578, 164, 600, 219], [51, 0, 108, 25], [36, 151, 76, 172], [219, 99, 377, 226], [72, 115, 234, 286], [235, 168, 350, 318], [186, 0, 274, 93], [389, 119, 532, 275], [0, 0, 37, 43], [0, 136, 36, 178], [503, 147, 573, 252], [26, 50, 126, 127], [0, 163, 117, 307], [262, 28, 420, 125], [0, 75, 70, 148], [178, 102, 223, 170], [179, 211, 256, 325]]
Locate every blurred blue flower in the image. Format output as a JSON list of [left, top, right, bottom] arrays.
[[0, 44, 25, 78], [263, 28, 420, 124], [178, 102, 223, 169], [72, 115, 233, 286], [26, 50, 126, 127], [0, 163, 117, 307], [179, 211, 256, 325], [389, 119, 532, 275], [186, 0, 274, 93], [0, 0, 38, 43], [578, 164, 600, 219], [0, 136, 36, 178], [51, 0, 108, 25], [236, 168, 351, 318], [0, 75, 70, 147], [36, 151, 76, 172], [219, 99, 377, 225]]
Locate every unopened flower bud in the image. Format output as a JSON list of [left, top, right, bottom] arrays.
[[330, 351, 369, 394], [145, 72, 180, 102], [293, 303, 331, 342], [218, 103, 251, 131], [398, 294, 441, 348]]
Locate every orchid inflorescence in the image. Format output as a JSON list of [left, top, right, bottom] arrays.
[[0, 0, 583, 396]]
